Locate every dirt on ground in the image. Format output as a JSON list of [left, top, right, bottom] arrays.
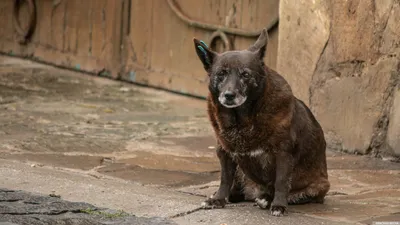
[[0, 56, 399, 225]]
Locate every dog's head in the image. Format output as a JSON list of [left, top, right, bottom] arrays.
[[193, 29, 269, 108]]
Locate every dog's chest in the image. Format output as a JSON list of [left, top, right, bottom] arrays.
[[217, 123, 276, 184], [218, 125, 277, 183], [232, 149, 276, 184], [219, 125, 260, 151]]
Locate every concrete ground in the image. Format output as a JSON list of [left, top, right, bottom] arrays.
[[0, 56, 399, 225], [0, 188, 177, 225]]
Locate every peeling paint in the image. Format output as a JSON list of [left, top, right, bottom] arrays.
[[129, 71, 136, 82], [99, 69, 110, 77]]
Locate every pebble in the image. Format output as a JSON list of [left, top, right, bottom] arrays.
[[119, 87, 130, 92]]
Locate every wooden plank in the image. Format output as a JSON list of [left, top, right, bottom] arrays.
[[32, 44, 103, 73], [90, 0, 106, 58], [0, 38, 35, 56], [111, 0, 123, 68], [150, 0, 172, 77], [233, 0, 279, 68], [225, 0, 242, 28], [172, 0, 207, 81], [240, 0, 258, 30], [102, 0, 123, 77], [102, 0, 117, 62], [120, 0, 130, 65], [234, 0, 258, 51], [30, 0, 42, 45], [166, 0, 193, 76], [201, 0, 225, 24], [76, 1, 92, 56], [200, 0, 226, 53], [64, 0, 78, 53], [127, 0, 154, 69], [121, 69, 208, 97], [146, 70, 207, 96], [0, 0, 36, 56], [38, 0, 53, 48], [51, 0, 67, 51], [0, 0, 14, 40], [255, 0, 279, 29]]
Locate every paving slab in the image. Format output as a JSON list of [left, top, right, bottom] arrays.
[[0, 159, 202, 219], [0, 188, 177, 225], [173, 206, 357, 225]]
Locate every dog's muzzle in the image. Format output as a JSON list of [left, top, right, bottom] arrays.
[[218, 91, 247, 108]]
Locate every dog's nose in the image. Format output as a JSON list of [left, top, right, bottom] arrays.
[[224, 91, 236, 101]]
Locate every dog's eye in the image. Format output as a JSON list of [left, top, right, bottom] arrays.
[[217, 71, 226, 77], [241, 72, 250, 78]]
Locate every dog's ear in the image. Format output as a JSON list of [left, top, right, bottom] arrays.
[[193, 38, 217, 71], [248, 28, 269, 60]]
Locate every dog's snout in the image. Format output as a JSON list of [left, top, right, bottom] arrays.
[[224, 91, 236, 101]]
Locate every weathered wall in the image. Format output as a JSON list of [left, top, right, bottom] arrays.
[[0, 0, 124, 78], [0, 0, 279, 99], [278, 0, 400, 158], [120, 0, 280, 97]]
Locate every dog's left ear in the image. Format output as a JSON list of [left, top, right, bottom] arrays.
[[193, 38, 217, 71], [248, 28, 269, 60]]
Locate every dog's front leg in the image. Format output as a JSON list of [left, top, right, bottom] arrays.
[[201, 145, 236, 209], [271, 150, 293, 216]]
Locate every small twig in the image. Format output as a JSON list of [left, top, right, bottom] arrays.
[[169, 203, 252, 218], [169, 207, 203, 218], [175, 190, 207, 198]]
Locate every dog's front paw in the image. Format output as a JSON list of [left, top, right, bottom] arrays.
[[270, 204, 287, 217], [201, 197, 227, 209], [254, 198, 270, 209]]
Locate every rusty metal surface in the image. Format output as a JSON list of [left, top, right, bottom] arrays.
[[0, 0, 280, 98], [166, 0, 278, 37]]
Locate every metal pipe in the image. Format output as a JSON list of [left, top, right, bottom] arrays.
[[166, 0, 279, 37], [208, 30, 233, 51], [13, 0, 37, 44]]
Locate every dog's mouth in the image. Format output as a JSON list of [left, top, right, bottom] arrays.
[[218, 95, 247, 108]]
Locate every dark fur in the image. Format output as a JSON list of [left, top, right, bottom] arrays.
[[193, 29, 330, 216]]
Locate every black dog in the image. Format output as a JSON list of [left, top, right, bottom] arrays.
[[193, 29, 330, 216]]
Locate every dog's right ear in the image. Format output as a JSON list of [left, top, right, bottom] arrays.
[[248, 28, 268, 60], [193, 38, 217, 71]]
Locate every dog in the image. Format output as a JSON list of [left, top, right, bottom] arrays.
[[193, 28, 330, 217]]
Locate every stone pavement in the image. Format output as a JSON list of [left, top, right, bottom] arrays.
[[0, 56, 399, 225], [0, 188, 177, 225]]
